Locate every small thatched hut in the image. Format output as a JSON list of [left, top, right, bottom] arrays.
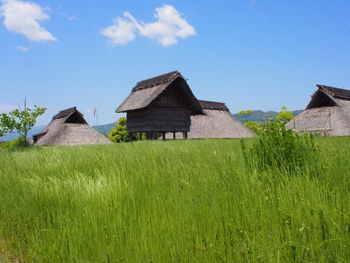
[[166, 100, 254, 139], [286, 85, 350, 136], [116, 71, 203, 139], [117, 71, 254, 139], [33, 107, 111, 145]]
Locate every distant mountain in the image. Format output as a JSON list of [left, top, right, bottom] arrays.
[[0, 126, 45, 142], [233, 110, 303, 124], [0, 110, 303, 141], [93, 123, 115, 135]]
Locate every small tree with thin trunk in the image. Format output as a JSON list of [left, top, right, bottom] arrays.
[[0, 101, 46, 146]]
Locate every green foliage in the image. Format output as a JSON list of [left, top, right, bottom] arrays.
[[243, 106, 295, 135], [244, 121, 263, 134], [0, 139, 349, 262], [0, 137, 28, 149], [109, 117, 129, 142], [242, 120, 319, 174], [0, 105, 46, 144], [276, 105, 294, 124], [237, 109, 254, 115], [109, 117, 146, 143]]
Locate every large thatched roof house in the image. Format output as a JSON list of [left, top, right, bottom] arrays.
[[33, 107, 111, 145], [286, 85, 350, 136], [117, 71, 254, 139]]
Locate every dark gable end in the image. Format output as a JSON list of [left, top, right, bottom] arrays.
[[53, 107, 77, 119], [116, 71, 202, 114], [317, 84, 350, 101], [52, 107, 87, 124], [307, 85, 350, 109]]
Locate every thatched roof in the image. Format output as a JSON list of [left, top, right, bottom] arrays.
[[287, 84, 350, 136], [116, 71, 202, 113], [166, 100, 255, 139], [33, 107, 111, 146], [317, 84, 350, 100], [198, 100, 229, 111]]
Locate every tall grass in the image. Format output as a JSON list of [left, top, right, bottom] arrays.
[[0, 139, 349, 262]]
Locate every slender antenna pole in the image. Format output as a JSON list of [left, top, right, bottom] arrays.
[[93, 107, 99, 126]]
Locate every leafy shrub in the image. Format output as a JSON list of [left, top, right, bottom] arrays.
[[276, 105, 294, 124], [109, 117, 146, 143], [244, 121, 263, 134], [241, 120, 319, 175], [0, 136, 28, 149]]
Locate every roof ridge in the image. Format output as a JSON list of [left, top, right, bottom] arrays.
[[52, 107, 78, 119], [317, 84, 350, 100], [132, 71, 181, 91], [198, 100, 229, 111]]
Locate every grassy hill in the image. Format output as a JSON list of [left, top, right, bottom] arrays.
[[0, 138, 349, 262]]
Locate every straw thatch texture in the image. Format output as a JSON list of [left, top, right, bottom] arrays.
[[188, 108, 255, 138], [34, 107, 111, 146], [287, 85, 350, 136], [165, 100, 255, 139], [116, 71, 255, 139], [116, 71, 202, 113]]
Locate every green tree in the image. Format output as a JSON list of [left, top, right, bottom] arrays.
[[109, 117, 129, 142], [109, 117, 146, 143], [244, 121, 263, 134], [237, 109, 254, 115], [276, 105, 294, 124], [0, 104, 46, 145]]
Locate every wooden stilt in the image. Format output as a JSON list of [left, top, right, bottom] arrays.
[[173, 132, 176, 140], [183, 132, 188, 139], [162, 132, 166, 140], [129, 133, 133, 142]]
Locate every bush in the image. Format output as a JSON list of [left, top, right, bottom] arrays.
[[244, 121, 263, 134], [0, 136, 28, 149], [241, 120, 319, 175], [109, 117, 146, 143]]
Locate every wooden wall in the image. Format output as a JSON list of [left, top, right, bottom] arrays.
[[127, 88, 191, 133]]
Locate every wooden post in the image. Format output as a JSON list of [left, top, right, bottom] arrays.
[[129, 132, 133, 142], [183, 132, 188, 139], [162, 132, 166, 140], [173, 132, 176, 140]]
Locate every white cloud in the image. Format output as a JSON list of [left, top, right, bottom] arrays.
[[0, 0, 57, 42], [16, 45, 30, 52], [101, 14, 136, 45], [101, 5, 196, 47]]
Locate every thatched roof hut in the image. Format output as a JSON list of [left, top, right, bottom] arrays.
[[117, 71, 203, 138], [33, 107, 111, 146], [166, 100, 254, 139], [286, 85, 350, 136], [116, 71, 254, 139]]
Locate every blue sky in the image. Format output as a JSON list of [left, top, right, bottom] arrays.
[[1, 0, 350, 126]]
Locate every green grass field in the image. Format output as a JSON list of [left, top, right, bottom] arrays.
[[0, 138, 349, 262]]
